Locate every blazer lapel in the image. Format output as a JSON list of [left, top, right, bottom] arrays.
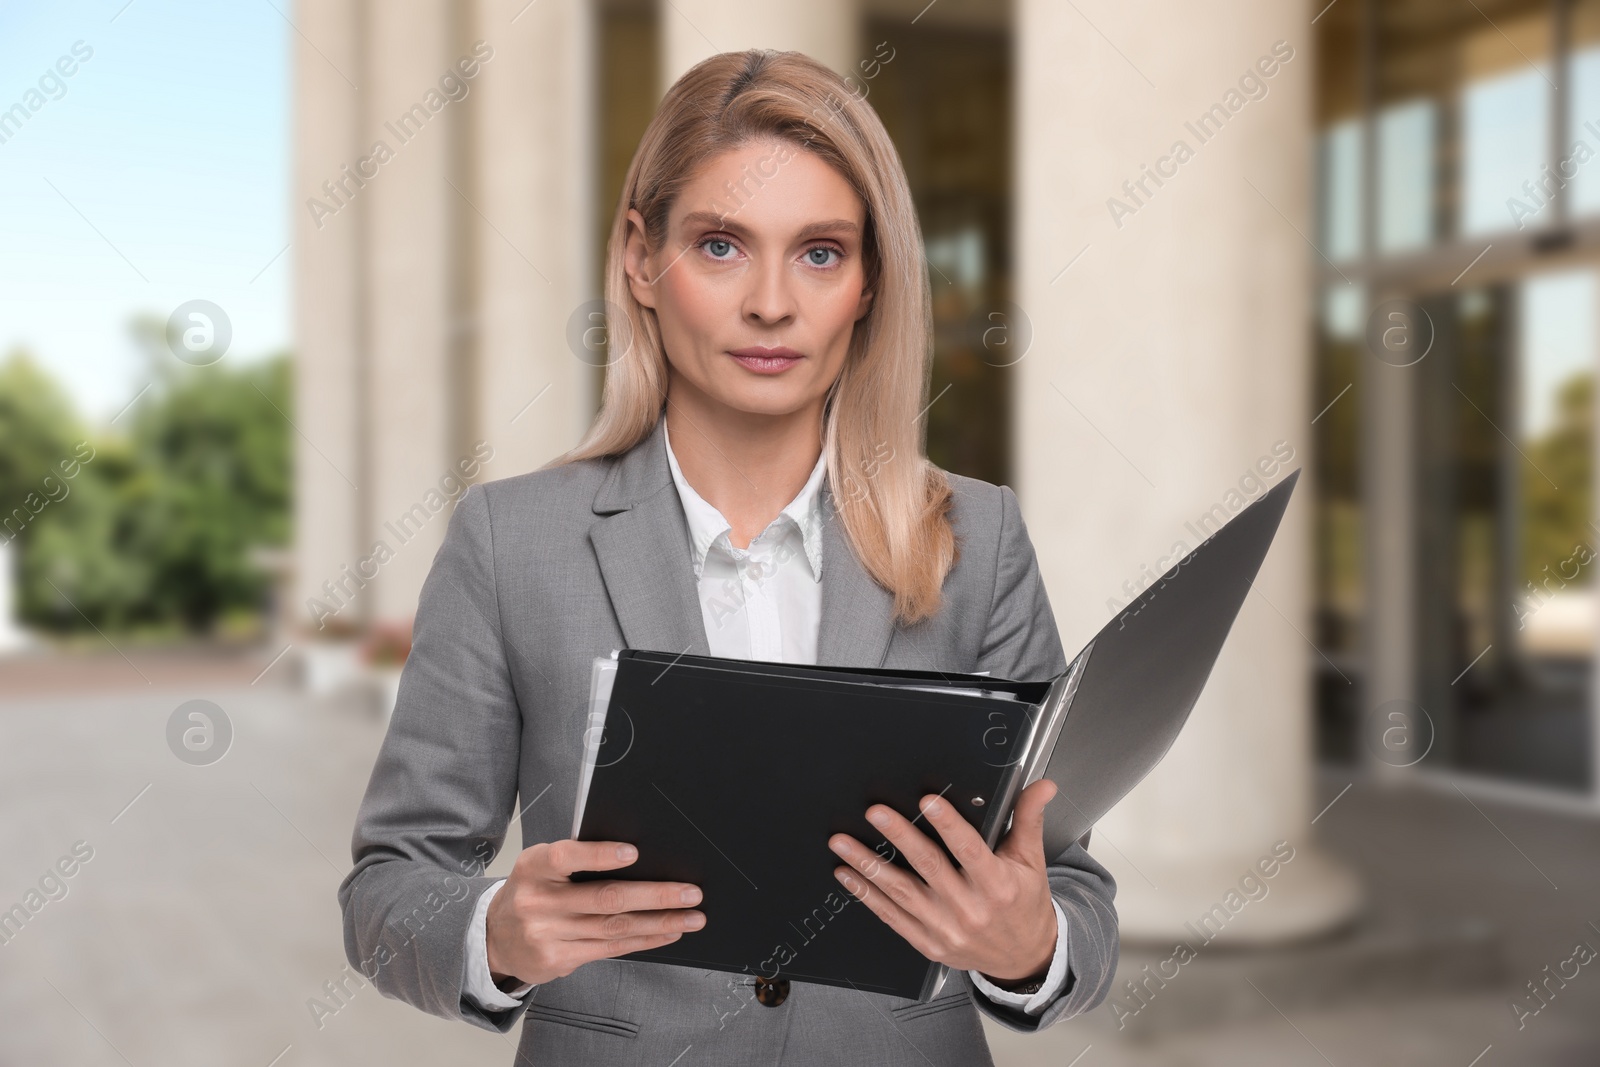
[[815, 480, 897, 669], [590, 418, 898, 670], [590, 420, 711, 658]]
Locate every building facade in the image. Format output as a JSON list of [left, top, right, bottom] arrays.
[[293, 0, 1599, 944]]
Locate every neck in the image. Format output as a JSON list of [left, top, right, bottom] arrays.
[[664, 380, 823, 551]]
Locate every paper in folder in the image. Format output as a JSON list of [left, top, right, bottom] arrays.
[[571, 469, 1300, 1001]]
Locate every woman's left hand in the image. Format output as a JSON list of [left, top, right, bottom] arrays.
[[828, 778, 1060, 983]]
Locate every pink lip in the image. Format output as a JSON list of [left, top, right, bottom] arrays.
[[727, 347, 804, 374]]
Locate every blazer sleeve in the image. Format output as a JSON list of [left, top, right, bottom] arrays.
[[336, 483, 533, 1033], [969, 483, 1120, 1034]]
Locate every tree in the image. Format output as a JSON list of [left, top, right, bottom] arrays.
[[13, 330, 293, 634], [122, 350, 293, 628], [0, 349, 84, 536]]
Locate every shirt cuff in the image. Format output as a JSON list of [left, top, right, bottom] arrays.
[[462, 879, 534, 1010], [968, 897, 1071, 1015]]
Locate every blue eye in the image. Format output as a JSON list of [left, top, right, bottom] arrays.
[[701, 238, 736, 259], [807, 247, 840, 267]]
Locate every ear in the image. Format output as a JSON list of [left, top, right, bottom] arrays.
[[623, 208, 658, 310], [854, 287, 874, 321]]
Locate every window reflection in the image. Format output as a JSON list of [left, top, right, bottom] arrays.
[[1313, 0, 1597, 794], [1317, 283, 1365, 615], [1462, 66, 1551, 235], [1565, 44, 1600, 217], [1378, 99, 1435, 251], [1319, 118, 1363, 260], [865, 18, 1012, 487], [1517, 269, 1596, 666]]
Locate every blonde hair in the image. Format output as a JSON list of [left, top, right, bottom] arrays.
[[550, 48, 956, 625]]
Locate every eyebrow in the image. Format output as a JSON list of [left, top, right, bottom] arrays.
[[678, 210, 860, 242]]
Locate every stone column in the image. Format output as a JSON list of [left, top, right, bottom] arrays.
[[362, 0, 457, 623], [291, 0, 365, 629], [470, 0, 599, 476], [294, 0, 602, 631], [1015, 0, 1361, 943], [659, 0, 858, 87]]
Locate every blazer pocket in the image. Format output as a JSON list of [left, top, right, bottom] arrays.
[[523, 1002, 641, 1039], [890, 991, 970, 1023]]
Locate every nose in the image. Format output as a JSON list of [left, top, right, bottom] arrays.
[[742, 256, 797, 327]]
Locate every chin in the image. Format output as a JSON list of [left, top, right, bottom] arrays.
[[712, 383, 820, 419]]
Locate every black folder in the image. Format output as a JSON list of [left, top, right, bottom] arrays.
[[571, 469, 1301, 1001]]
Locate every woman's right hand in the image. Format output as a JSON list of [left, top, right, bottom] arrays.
[[485, 839, 706, 988]]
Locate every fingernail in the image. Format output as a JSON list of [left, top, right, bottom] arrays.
[[681, 887, 701, 905], [836, 870, 858, 891], [684, 912, 705, 929], [829, 838, 850, 856], [867, 809, 889, 827], [617, 844, 637, 861], [923, 798, 943, 816]]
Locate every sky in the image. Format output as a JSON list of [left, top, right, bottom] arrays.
[[0, 0, 288, 423]]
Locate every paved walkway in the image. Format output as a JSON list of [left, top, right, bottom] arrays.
[[0, 665, 1596, 1065], [990, 772, 1600, 1066]]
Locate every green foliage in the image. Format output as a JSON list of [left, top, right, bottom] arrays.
[[0, 350, 84, 513], [3, 340, 293, 635], [1522, 370, 1593, 588]]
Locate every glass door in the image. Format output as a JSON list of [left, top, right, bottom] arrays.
[[1411, 273, 1594, 790]]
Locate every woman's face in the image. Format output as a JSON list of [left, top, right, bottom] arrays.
[[625, 140, 874, 423]]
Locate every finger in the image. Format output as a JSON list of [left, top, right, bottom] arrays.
[[572, 878, 704, 915], [865, 801, 968, 900], [916, 792, 1002, 885], [996, 779, 1057, 867], [828, 830, 936, 922], [832, 864, 935, 958], [569, 906, 706, 942], [574, 929, 687, 963], [540, 839, 642, 879]]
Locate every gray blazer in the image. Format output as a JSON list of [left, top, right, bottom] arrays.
[[338, 417, 1118, 1066]]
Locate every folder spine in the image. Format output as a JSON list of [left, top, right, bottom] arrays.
[[1020, 642, 1092, 793], [907, 652, 1091, 1003], [979, 644, 1093, 853]]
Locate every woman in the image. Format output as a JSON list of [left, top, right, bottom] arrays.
[[339, 48, 1117, 1066]]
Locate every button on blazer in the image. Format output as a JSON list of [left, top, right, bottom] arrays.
[[339, 417, 1119, 1066]]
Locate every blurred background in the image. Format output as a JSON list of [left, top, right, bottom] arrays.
[[1, 0, 1597, 1064]]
